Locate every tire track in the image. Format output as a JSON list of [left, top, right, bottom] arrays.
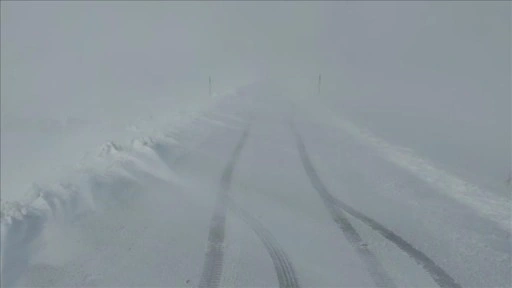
[[228, 201, 300, 288], [198, 127, 250, 288], [291, 124, 395, 288], [291, 124, 462, 288]]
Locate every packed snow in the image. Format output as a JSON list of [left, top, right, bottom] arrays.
[[2, 83, 510, 287], [2, 2, 510, 288]]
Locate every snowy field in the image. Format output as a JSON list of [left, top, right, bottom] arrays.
[[2, 2, 510, 288], [2, 82, 510, 287]]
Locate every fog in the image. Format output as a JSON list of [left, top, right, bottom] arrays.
[[318, 2, 510, 195], [2, 2, 510, 196], [2, 2, 324, 119], [2, 3, 511, 287]]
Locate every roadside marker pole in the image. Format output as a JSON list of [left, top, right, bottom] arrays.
[[318, 73, 322, 97], [209, 76, 212, 98]]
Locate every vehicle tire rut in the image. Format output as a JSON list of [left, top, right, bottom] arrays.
[[292, 123, 462, 288], [198, 126, 250, 288], [229, 202, 301, 288]]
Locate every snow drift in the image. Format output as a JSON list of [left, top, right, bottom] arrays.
[[0, 90, 237, 287]]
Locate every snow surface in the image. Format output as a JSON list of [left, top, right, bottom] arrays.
[[2, 2, 510, 287], [1, 83, 510, 287]]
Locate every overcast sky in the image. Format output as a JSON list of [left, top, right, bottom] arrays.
[[1, 1, 510, 196], [2, 1, 510, 127], [1, 2, 324, 119]]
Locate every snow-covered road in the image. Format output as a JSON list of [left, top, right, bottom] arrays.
[[2, 83, 510, 287]]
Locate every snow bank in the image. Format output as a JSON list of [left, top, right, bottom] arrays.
[[0, 88, 237, 287], [291, 95, 511, 233], [0, 134, 173, 286]]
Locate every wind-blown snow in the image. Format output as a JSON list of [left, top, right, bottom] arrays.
[[302, 100, 511, 231], [0, 89, 230, 286], [1, 82, 510, 287], [2, 2, 510, 287]]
